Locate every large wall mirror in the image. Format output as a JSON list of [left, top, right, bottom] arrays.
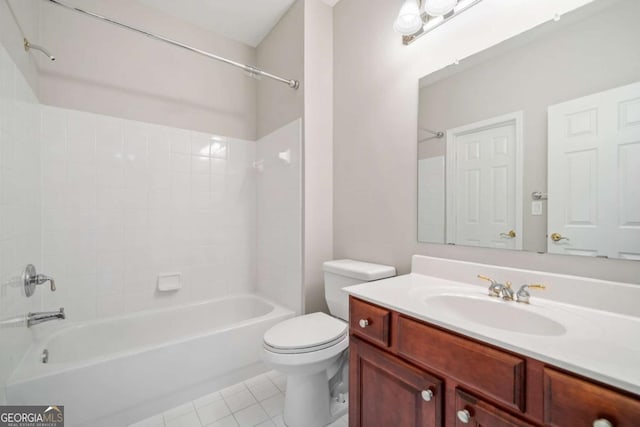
[[417, 0, 640, 260]]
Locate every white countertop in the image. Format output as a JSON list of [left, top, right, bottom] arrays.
[[344, 272, 640, 395]]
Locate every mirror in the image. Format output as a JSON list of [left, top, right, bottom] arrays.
[[417, 0, 640, 260]]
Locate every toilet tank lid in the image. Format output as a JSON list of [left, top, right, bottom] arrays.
[[322, 259, 396, 281]]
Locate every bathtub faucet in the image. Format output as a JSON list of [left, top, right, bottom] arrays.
[[27, 308, 65, 327]]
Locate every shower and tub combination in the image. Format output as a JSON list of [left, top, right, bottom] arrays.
[[7, 296, 293, 426], [0, 0, 305, 425]]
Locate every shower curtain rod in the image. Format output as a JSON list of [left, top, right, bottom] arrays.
[[43, 0, 300, 89], [418, 127, 444, 143]]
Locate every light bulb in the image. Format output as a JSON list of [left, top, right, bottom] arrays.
[[424, 0, 458, 17], [393, 0, 423, 36]]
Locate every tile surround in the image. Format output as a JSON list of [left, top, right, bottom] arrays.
[[0, 44, 41, 403], [39, 106, 258, 322], [129, 371, 348, 427]]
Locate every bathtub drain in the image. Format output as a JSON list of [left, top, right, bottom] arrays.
[[41, 349, 49, 364]]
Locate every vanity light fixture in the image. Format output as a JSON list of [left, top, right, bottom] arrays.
[[394, 0, 484, 45], [393, 0, 423, 36]]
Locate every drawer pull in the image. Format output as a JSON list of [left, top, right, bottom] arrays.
[[457, 409, 472, 424], [359, 319, 370, 328], [593, 419, 613, 427], [421, 389, 434, 402]]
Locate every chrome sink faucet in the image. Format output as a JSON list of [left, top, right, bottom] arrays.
[[27, 308, 65, 327], [477, 275, 514, 300]]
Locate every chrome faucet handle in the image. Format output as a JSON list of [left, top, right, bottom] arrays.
[[516, 284, 546, 304], [477, 275, 503, 297], [23, 265, 57, 297], [36, 274, 56, 291]]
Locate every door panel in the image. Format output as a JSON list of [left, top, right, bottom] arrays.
[[447, 113, 522, 250], [548, 81, 640, 258]]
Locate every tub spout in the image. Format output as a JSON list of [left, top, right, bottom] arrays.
[[27, 307, 65, 327]]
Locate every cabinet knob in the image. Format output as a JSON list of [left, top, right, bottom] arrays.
[[593, 419, 613, 427], [457, 409, 472, 424], [421, 389, 434, 402], [358, 319, 369, 328]]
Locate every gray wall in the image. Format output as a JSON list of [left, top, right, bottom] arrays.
[[333, 0, 640, 283], [256, 0, 305, 139], [303, 0, 333, 314], [256, 0, 334, 314], [1, 0, 40, 94], [37, 0, 257, 139], [418, 0, 640, 252]]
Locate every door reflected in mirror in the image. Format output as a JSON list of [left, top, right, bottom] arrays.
[[417, 0, 640, 260]]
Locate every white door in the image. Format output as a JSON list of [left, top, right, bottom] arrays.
[[446, 112, 523, 249], [548, 81, 640, 259]]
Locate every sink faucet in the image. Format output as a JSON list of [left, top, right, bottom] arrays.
[[501, 282, 515, 301], [477, 275, 515, 300], [27, 308, 65, 327]]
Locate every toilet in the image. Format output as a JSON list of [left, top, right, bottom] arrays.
[[262, 259, 396, 427]]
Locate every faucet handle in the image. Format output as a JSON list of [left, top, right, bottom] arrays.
[[38, 275, 55, 292], [23, 265, 57, 297], [478, 275, 505, 297], [477, 274, 496, 284], [516, 284, 547, 304]]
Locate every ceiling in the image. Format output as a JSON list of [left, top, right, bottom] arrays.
[[138, 0, 341, 48]]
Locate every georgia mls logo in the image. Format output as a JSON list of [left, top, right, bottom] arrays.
[[0, 405, 64, 427]]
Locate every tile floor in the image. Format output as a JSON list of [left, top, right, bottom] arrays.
[[128, 370, 348, 427]]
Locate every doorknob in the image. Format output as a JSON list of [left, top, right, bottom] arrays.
[[500, 230, 516, 238], [550, 233, 570, 242]]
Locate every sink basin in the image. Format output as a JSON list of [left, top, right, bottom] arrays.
[[424, 295, 567, 336]]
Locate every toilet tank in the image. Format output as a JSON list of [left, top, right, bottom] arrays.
[[323, 259, 396, 321]]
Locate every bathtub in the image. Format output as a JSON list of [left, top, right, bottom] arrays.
[[5, 294, 294, 427]]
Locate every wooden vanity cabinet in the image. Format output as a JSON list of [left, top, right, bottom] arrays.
[[349, 296, 640, 427], [543, 368, 640, 427], [350, 337, 443, 427]]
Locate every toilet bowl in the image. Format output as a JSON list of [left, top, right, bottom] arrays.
[[262, 260, 396, 427], [263, 312, 349, 426]]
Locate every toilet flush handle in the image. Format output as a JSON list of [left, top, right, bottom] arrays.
[[359, 319, 370, 328]]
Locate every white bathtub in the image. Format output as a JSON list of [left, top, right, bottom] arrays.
[[5, 294, 294, 427]]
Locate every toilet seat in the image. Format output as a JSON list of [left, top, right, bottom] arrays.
[[263, 312, 347, 354]]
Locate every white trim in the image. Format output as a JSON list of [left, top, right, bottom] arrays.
[[445, 111, 524, 249]]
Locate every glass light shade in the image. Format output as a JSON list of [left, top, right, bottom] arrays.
[[424, 0, 458, 17], [393, 0, 423, 35]]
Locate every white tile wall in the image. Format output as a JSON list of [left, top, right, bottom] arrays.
[[0, 44, 41, 403], [256, 120, 303, 314], [39, 106, 258, 321]]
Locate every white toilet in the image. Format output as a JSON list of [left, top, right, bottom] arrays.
[[262, 259, 396, 427]]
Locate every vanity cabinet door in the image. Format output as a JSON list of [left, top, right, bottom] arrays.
[[544, 368, 640, 427], [350, 336, 443, 427], [455, 390, 536, 427]]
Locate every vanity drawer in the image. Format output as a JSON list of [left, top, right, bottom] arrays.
[[455, 389, 536, 427], [349, 297, 391, 347], [396, 315, 526, 412], [544, 368, 640, 427]]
